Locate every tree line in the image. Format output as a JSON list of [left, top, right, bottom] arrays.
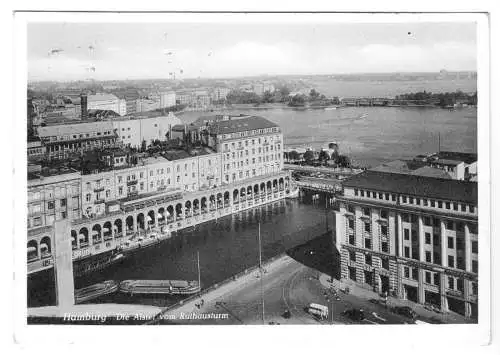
[[394, 90, 477, 107]]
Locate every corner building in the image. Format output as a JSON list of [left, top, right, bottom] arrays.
[[335, 171, 478, 319]]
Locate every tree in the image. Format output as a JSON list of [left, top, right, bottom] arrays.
[[141, 139, 147, 152], [303, 150, 315, 164], [289, 94, 307, 107], [262, 90, 274, 103], [278, 85, 290, 97], [309, 89, 320, 101], [318, 150, 331, 162], [336, 155, 351, 168], [288, 150, 300, 161]]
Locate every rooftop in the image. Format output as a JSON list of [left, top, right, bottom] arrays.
[[38, 121, 114, 137], [208, 115, 279, 135], [432, 159, 463, 166], [342, 170, 477, 204], [430, 151, 477, 165], [88, 93, 119, 102]]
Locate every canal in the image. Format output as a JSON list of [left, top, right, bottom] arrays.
[[28, 192, 334, 308]]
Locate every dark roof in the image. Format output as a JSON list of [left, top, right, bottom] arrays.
[[434, 151, 477, 164], [208, 116, 278, 135], [342, 170, 477, 204]]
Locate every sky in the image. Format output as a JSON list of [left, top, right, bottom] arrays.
[[27, 21, 477, 81]]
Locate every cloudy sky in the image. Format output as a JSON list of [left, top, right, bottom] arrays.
[[27, 21, 477, 81]]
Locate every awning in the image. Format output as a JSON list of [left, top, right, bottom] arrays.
[[79, 234, 87, 241], [71, 236, 76, 241], [40, 243, 49, 251], [92, 231, 99, 237], [103, 227, 111, 233], [157, 213, 163, 219], [146, 216, 152, 222], [27, 246, 37, 252], [165, 211, 170, 217]]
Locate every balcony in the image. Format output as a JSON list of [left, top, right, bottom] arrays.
[[95, 199, 105, 204], [127, 180, 138, 186], [94, 186, 105, 193]]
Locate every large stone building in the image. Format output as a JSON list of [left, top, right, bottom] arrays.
[[35, 113, 182, 159], [334, 170, 478, 319], [27, 114, 290, 275]]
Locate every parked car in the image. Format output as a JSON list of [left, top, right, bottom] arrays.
[[393, 306, 417, 319], [342, 308, 365, 321]]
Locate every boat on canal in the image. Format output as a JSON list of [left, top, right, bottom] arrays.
[[74, 251, 125, 278], [75, 280, 119, 304], [119, 279, 201, 295], [119, 231, 170, 254]]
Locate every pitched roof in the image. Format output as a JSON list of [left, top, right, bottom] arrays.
[[208, 116, 279, 135], [410, 166, 452, 179], [38, 121, 114, 137], [342, 170, 477, 204]]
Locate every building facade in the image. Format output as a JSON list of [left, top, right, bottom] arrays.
[[87, 93, 126, 116], [335, 171, 478, 318], [206, 116, 284, 185], [159, 91, 176, 108]]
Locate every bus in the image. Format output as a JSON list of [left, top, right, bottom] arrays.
[[307, 303, 329, 319]]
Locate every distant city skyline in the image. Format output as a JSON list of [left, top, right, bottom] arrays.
[[28, 22, 477, 81]]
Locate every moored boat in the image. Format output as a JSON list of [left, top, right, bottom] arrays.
[[74, 251, 125, 278], [286, 186, 300, 199], [75, 280, 119, 304], [119, 279, 201, 295]]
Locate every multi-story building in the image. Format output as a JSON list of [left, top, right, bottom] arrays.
[[37, 121, 118, 160], [26, 114, 291, 276], [87, 93, 127, 116], [27, 165, 81, 272], [113, 113, 181, 147], [36, 114, 182, 159], [335, 170, 478, 319], [159, 91, 176, 109], [135, 98, 161, 113], [211, 87, 231, 102], [203, 115, 284, 185]]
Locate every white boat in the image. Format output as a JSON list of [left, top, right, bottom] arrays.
[[324, 107, 337, 111]]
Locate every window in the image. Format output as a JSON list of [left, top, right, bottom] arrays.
[[448, 237, 454, 249], [85, 194, 91, 202], [453, 202, 458, 211], [434, 273, 440, 286], [438, 201, 443, 208], [348, 234, 355, 245], [433, 252, 441, 265], [361, 221, 370, 233], [425, 233, 431, 244], [402, 214, 410, 222], [364, 238, 372, 249], [381, 241, 389, 253], [391, 194, 396, 201], [456, 222, 464, 232], [381, 225, 388, 236], [402, 196, 407, 203], [348, 219, 354, 229], [416, 198, 420, 205], [457, 279, 464, 292], [365, 254, 372, 265], [380, 209, 388, 219], [404, 267, 410, 278], [118, 187, 123, 195], [425, 271, 431, 284], [472, 260, 478, 273], [472, 282, 478, 295], [472, 241, 478, 254], [363, 208, 370, 216], [404, 247, 410, 258], [448, 255, 455, 268], [425, 251, 432, 263], [445, 202, 451, 209], [448, 277, 455, 289], [349, 251, 356, 262], [360, 190, 365, 197], [424, 217, 431, 226], [409, 197, 413, 204], [423, 199, 428, 206], [431, 200, 435, 208], [447, 221, 454, 230], [385, 193, 389, 200], [382, 258, 389, 270], [366, 191, 371, 198], [354, 189, 359, 196], [412, 268, 419, 281], [433, 218, 440, 227], [404, 229, 410, 240], [60, 198, 66, 207]]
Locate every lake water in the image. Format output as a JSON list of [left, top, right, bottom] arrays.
[[179, 106, 477, 167], [28, 196, 333, 308]]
